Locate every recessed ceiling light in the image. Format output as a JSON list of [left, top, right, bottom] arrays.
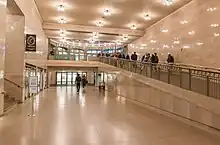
[[96, 20, 104, 27], [196, 42, 203, 46], [214, 33, 220, 37], [164, 0, 173, 6], [173, 40, 180, 44], [144, 13, 151, 20], [183, 45, 191, 49], [188, 31, 195, 35], [57, 4, 65, 12], [103, 8, 111, 16], [58, 17, 67, 24], [180, 20, 188, 24], [163, 44, 169, 48], [150, 40, 156, 43], [130, 24, 136, 30], [210, 24, 219, 27], [161, 29, 169, 33], [207, 7, 217, 12], [141, 44, 147, 47]]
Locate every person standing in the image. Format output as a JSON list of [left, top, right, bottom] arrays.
[[75, 73, 82, 93], [131, 52, 138, 61], [167, 54, 174, 64]]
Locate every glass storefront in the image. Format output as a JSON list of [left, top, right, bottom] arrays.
[[56, 72, 87, 86]]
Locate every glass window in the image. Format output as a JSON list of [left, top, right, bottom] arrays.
[[87, 50, 92, 53]]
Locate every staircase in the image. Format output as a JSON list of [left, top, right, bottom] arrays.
[[4, 94, 17, 112]]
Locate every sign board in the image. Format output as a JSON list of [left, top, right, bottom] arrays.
[[29, 87, 38, 94], [29, 76, 38, 93], [29, 76, 38, 87], [26, 34, 36, 51]]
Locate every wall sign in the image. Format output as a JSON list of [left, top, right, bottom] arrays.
[[26, 34, 36, 51]]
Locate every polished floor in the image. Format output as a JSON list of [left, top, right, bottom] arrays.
[[0, 87, 220, 145]]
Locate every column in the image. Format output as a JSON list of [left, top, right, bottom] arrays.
[[4, 3, 25, 102], [0, 0, 6, 115]]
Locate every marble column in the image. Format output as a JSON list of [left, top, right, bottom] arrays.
[[4, 3, 25, 102], [0, 0, 7, 115]]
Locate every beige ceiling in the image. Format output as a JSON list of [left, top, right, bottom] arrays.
[[35, 0, 193, 44]]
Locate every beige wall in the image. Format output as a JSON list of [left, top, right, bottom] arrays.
[[104, 70, 220, 130], [129, 0, 220, 67], [13, 0, 48, 68], [0, 0, 7, 115]]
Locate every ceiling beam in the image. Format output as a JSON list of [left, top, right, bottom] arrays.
[[43, 23, 144, 37]]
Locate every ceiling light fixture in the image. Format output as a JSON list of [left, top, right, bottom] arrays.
[[180, 20, 188, 24], [214, 33, 220, 37], [164, 0, 173, 6], [130, 24, 136, 30], [207, 7, 217, 12], [103, 8, 111, 16], [58, 17, 67, 24], [161, 29, 169, 33], [144, 13, 152, 20], [188, 31, 195, 35], [196, 42, 203, 46], [150, 40, 156, 43], [96, 20, 104, 27], [57, 4, 65, 12], [210, 24, 219, 27], [174, 40, 180, 44]]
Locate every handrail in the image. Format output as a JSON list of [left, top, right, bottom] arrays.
[[101, 56, 220, 73], [99, 56, 220, 100], [4, 78, 23, 88]]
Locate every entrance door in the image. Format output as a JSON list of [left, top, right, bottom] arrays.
[[56, 72, 62, 85], [67, 72, 72, 85], [61, 72, 67, 85]]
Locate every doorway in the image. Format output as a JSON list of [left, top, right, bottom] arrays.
[[56, 72, 87, 86]]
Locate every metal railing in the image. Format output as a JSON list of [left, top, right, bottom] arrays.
[[4, 78, 23, 88], [99, 57, 220, 100]]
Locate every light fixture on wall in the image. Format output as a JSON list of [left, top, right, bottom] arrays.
[[103, 8, 112, 16], [144, 13, 152, 20], [130, 24, 136, 30], [96, 20, 104, 27], [57, 4, 65, 12], [58, 17, 67, 24], [163, 0, 173, 6]]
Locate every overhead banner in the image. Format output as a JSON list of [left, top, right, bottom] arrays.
[[26, 34, 36, 51]]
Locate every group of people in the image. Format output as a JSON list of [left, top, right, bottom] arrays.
[[98, 51, 174, 64], [75, 73, 88, 93]]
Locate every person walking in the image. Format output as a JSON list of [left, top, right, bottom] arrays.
[[75, 73, 82, 93], [82, 75, 88, 89]]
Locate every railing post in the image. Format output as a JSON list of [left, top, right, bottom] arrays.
[[157, 66, 160, 80], [180, 68, 182, 87], [168, 66, 170, 84], [150, 64, 152, 78], [206, 75, 210, 96], [189, 69, 192, 90]]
